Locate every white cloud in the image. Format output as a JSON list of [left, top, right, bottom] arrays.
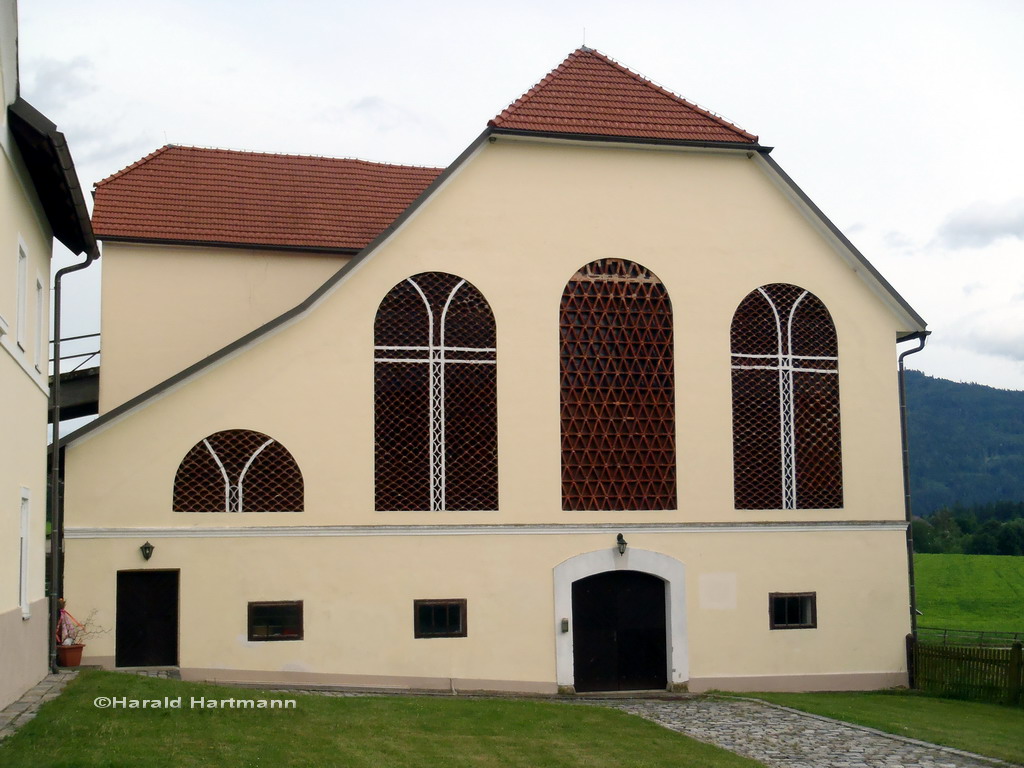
[[937, 199, 1024, 249], [20, 55, 96, 113]]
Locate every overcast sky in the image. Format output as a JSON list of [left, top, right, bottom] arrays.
[[19, 0, 1024, 391]]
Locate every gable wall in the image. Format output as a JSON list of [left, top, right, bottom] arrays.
[[70, 138, 910, 528]]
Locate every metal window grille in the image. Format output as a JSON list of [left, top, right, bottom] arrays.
[[560, 259, 676, 511], [413, 598, 467, 638], [769, 592, 817, 629], [731, 284, 842, 510], [173, 429, 304, 512], [374, 272, 497, 511]]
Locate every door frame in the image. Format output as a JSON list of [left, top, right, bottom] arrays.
[[553, 547, 687, 689]]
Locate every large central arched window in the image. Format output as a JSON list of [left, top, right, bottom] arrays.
[[374, 272, 497, 511], [731, 283, 843, 510], [560, 259, 676, 511]]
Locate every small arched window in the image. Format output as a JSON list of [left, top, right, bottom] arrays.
[[731, 283, 842, 510], [374, 272, 497, 511], [173, 429, 303, 512], [560, 258, 676, 511]]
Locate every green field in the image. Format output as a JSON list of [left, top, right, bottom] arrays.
[[0, 671, 764, 768], [914, 553, 1024, 632]]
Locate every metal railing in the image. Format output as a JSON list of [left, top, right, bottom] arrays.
[[49, 332, 99, 373]]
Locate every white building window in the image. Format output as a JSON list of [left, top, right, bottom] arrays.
[[34, 276, 44, 371], [16, 245, 27, 349], [20, 488, 31, 618]]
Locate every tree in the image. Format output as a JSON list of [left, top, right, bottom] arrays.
[[911, 519, 936, 553]]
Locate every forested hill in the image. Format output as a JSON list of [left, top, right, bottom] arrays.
[[905, 370, 1024, 516]]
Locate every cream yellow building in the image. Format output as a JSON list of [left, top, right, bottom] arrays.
[[62, 49, 926, 693], [1, 0, 95, 709]]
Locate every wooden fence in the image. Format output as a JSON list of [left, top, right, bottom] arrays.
[[909, 635, 1023, 706]]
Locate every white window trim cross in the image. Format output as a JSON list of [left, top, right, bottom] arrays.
[[373, 277, 496, 511], [203, 436, 276, 513], [730, 288, 838, 509]]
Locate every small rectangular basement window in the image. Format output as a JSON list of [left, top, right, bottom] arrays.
[[414, 599, 467, 638], [248, 601, 303, 641], [769, 592, 816, 630]]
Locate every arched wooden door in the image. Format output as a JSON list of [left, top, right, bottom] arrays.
[[571, 570, 667, 692]]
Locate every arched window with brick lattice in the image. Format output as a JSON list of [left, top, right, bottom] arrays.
[[374, 272, 497, 511], [731, 283, 843, 510], [173, 429, 303, 512], [560, 259, 676, 511]]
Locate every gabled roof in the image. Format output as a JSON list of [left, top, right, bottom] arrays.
[[489, 47, 757, 144], [92, 146, 443, 252]]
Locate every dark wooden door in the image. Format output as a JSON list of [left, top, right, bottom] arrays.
[[116, 570, 179, 667], [572, 570, 667, 692]]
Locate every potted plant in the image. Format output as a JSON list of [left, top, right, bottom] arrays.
[[55, 599, 107, 667]]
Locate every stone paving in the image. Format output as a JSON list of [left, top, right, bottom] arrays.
[[0, 670, 77, 741], [601, 697, 1012, 768]]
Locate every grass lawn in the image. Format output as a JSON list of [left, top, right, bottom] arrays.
[[915, 553, 1024, 632], [0, 671, 764, 768], [735, 690, 1024, 765]]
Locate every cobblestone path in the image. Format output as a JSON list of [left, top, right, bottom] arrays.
[[0, 671, 77, 741], [604, 697, 1012, 768]]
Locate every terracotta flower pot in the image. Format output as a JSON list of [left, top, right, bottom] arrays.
[[57, 643, 85, 667]]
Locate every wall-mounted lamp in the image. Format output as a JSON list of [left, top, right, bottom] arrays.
[[616, 533, 627, 556], [140, 541, 155, 561]]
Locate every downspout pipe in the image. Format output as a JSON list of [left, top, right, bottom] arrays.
[[49, 247, 98, 673], [897, 331, 929, 653]]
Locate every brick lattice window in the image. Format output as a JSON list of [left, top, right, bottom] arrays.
[[731, 284, 842, 510], [560, 259, 676, 511], [173, 429, 303, 512], [374, 272, 497, 511]]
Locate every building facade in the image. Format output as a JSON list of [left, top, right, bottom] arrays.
[[62, 49, 926, 693], [1, 0, 95, 709]]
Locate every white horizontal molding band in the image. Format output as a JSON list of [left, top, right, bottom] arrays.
[[65, 520, 907, 539]]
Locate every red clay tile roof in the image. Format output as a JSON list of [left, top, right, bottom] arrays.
[[92, 146, 443, 251], [490, 47, 757, 144]]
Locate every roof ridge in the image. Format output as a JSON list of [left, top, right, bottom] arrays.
[[583, 47, 757, 143], [147, 144, 446, 171], [94, 144, 176, 188]]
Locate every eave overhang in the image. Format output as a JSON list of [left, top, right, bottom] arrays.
[[7, 96, 97, 257], [489, 126, 772, 154], [94, 234, 361, 256]]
